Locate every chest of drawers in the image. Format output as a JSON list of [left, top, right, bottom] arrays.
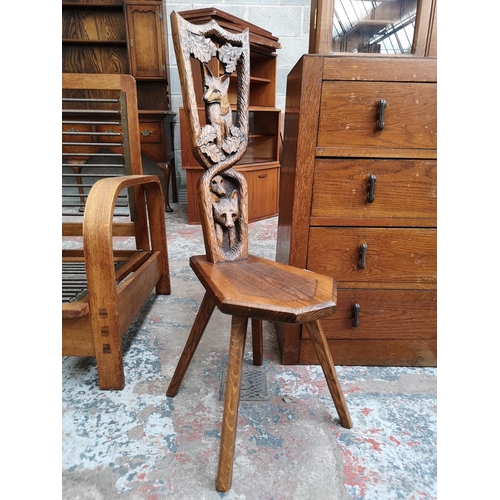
[[276, 54, 437, 366]]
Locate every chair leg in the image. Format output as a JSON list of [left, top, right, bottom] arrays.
[[251, 318, 263, 366], [305, 320, 353, 429], [166, 292, 216, 397], [156, 161, 173, 212], [216, 315, 248, 492], [92, 328, 125, 390]]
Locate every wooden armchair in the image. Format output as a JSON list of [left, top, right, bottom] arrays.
[[167, 12, 352, 492], [62, 73, 171, 390]]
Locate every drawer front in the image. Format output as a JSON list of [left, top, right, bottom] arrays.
[[303, 289, 437, 340], [62, 123, 101, 159], [299, 339, 437, 366], [138, 121, 162, 144], [94, 123, 123, 144], [138, 120, 165, 162], [307, 227, 436, 285], [317, 81, 436, 151], [311, 158, 436, 221]]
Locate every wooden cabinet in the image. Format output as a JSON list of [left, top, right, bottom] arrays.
[[276, 54, 437, 367], [177, 8, 282, 224], [62, 0, 177, 210]]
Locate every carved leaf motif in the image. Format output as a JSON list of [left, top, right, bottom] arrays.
[[229, 125, 243, 138], [222, 126, 244, 154], [199, 143, 225, 163], [218, 43, 243, 73], [222, 135, 241, 154], [188, 32, 217, 63], [197, 125, 217, 146], [222, 137, 240, 154]]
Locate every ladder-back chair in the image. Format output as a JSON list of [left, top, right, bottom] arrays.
[[62, 73, 171, 390], [167, 12, 352, 492]]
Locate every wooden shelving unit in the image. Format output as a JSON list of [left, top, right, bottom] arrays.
[[62, 0, 177, 210], [177, 8, 282, 224]]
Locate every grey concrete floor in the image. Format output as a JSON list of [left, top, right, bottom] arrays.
[[61, 204, 437, 499]]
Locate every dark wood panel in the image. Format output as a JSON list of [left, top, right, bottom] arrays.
[[137, 81, 170, 110], [62, 7, 126, 41], [62, 44, 129, 74]]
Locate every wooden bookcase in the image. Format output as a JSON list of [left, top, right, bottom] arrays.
[[62, 0, 177, 210], [177, 8, 282, 224]]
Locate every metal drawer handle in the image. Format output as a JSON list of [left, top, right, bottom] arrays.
[[141, 128, 153, 138], [367, 174, 376, 203], [358, 243, 367, 269], [352, 303, 361, 327], [376, 99, 387, 131]]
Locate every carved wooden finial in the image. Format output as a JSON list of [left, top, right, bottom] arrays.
[[171, 11, 250, 263]]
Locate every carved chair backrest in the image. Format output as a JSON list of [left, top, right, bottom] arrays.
[[170, 11, 250, 263]]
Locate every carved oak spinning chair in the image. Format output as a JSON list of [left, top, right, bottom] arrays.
[[167, 12, 352, 492], [62, 73, 171, 390]]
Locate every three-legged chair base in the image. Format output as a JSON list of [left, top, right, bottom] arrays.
[[167, 304, 352, 491]]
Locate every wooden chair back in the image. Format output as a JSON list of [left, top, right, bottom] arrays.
[[62, 73, 148, 248], [170, 12, 251, 263]]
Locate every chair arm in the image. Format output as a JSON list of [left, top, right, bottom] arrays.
[[82, 175, 168, 315]]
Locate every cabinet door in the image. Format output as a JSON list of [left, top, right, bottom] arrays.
[[126, 3, 166, 79], [246, 167, 279, 221]]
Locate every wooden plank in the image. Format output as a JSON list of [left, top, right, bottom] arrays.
[[62, 314, 94, 356], [117, 252, 162, 334], [321, 54, 437, 82]]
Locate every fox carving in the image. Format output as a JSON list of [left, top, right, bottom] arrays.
[[212, 189, 239, 249], [202, 64, 233, 150], [210, 174, 227, 197]]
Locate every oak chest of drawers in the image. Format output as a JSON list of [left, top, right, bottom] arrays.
[[276, 54, 437, 366]]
